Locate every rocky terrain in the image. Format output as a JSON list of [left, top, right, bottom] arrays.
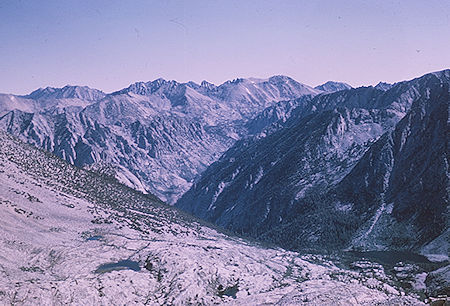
[[0, 77, 321, 203], [0, 130, 427, 305], [176, 70, 450, 260], [1, 70, 449, 303]]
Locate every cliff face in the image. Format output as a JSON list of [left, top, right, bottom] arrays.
[[336, 83, 449, 251]]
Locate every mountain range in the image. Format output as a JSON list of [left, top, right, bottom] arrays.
[[1, 71, 448, 257], [176, 70, 450, 260], [0, 76, 330, 203], [1, 70, 449, 302]]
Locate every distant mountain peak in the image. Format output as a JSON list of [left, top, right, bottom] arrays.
[[374, 82, 393, 91], [314, 81, 352, 93], [113, 78, 186, 96], [268, 75, 292, 81], [200, 80, 212, 86], [199, 80, 216, 90], [231, 76, 295, 85], [227, 78, 245, 84], [26, 85, 105, 101]]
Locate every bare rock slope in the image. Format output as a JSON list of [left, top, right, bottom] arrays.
[[0, 130, 422, 305]]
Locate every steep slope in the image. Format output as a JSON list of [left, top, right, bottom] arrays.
[[0, 130, 422, 305], [260, 82, 449, 257], [176, 70, 450, 254], [334, 83, 449, 252], [0, 77, 319, 203], [244, 95, 314, 136], [177, 106, 391, 235]]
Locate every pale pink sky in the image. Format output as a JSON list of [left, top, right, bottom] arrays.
[[1, 0, 449, 94]]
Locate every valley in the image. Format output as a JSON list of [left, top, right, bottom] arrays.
[[0, 70, 448, 304]]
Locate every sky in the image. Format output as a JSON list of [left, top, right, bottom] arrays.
[[1, 0, 449, 94]]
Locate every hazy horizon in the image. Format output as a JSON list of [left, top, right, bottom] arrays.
[[1, 0, 450, 95]]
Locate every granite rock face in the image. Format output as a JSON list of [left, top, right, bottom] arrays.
[[176, 70, 450, 256], [1, 130, 424, 305], [335, 81, 449, 251]]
